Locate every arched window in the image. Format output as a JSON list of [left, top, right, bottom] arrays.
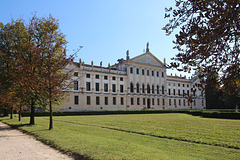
[[147, 84, 151, 93], [136, 83, 140, 93], [130, 82, 134, 93], [142, 84, 145, 93]]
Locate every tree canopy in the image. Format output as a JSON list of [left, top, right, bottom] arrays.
[[163, 0, 240, 93]]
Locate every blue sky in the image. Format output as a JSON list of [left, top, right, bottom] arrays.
[[1, 0, 190, 77]]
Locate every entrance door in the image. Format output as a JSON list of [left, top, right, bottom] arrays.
[[147, 98, 151, 108]]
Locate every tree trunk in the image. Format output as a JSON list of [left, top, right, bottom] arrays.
[[30, 98, 35, 125], [49, 98, 53, 130], [19, 105, 22, 121], [10, 106, 13, 119]]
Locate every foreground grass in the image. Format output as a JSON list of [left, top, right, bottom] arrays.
[[1, 114, 240, 160]]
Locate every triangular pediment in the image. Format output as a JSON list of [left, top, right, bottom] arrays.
[[130, 52, 165, 68], [66, 61, 80, 69]]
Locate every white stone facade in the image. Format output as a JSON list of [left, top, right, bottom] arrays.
[[60, 45, 205, 111]]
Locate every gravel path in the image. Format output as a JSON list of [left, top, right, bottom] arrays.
[[0, 122, 73, 160]]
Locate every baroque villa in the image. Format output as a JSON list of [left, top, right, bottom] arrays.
[[61, 43, 205, 111]]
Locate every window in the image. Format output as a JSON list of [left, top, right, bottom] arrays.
[[173, 89, 176, 95], [183, 90, 185, 96], [143, 98, 146, 105], [183, 100, 186, 106], [120, 77, 123, 81], [74, 96, 79, 105], [142, 69, 145, 75], [169, 99, 171, 106], [142, 84, 145, 93], [157, 98, 160, 105], [174, 99, 176, 106], [131, 98, 134, 105], [113, 97, 116, 105], [104, 76, 108, 80], [162, 72, 164, 77], [157, 71, 159, 77], [136, 83, 140, 93], [130, 67, 133, 73], [120, 85, 124, 93], [95, 83, 100, 91], [162, 86, 165, 94], [86, 82, 91, 91], [147, 84, 150, 93], [168, 89, 171, 95], [95, 74, 99, 79], [96, 96, 100, 105], [178, 89, 180, 96], [130, 82, 134, 93], [74, 81, 78, 90], [178, 83, 180, 87], [74, 72, 78, 76], [163, 99, 165, 105], [179, 99, 181, 106], [194, 100, 196, 106], [147, 70, 149, 76], [86, 74, 90, 78], [152, 85, 155, 94], [152, 98, 154, 105], [137, 98, 140, 105], [183, 84, 185, 87], [157, 85, 159, 94], [202, 100, 204, 106], [105, 97, 108, 105], [187, 84, 189, 88], [112, 84, 116, 92], [87, 96, 91, 105], [152, 71, 154, 76], [112, 76, 116, 80], [104, 83, 108, 92], [136, 68, 139, 74], [121, 97, 124, 105]]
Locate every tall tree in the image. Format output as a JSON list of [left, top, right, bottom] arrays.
[[163, 0, 240, 92]]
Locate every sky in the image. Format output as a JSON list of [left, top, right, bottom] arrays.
[[1, 0, 190, 77]]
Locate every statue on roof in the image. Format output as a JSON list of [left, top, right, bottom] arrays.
[[146, 42, 149, 52]]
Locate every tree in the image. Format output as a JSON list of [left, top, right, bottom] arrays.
[[163, 0, 240, 92]]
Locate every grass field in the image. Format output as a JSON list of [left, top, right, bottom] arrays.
[[1, 113, 240, 160]]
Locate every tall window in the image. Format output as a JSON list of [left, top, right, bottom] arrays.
[[168, 89, 171, 95], [142, 84, 145, 93], [143, 98, 146, 105], [152, 71, 154, 76], [105, 97, 108, 105], [157, 98, 160, 105], [157, 71, 159, 77], [130, 82, 134, 93], [74, 81, 78, 90], [157, 85, 159, 94], [136, 83, 140, 93], [113, 97, 116, 105], [174, 99, 176, 106], [162, 86, 165, 94], [104, 83, 108, 92], [131, 98, 134, 105], [130, 67, 133, 73], [121, 97, 124, 105], [86, 82, 91, 91], [147, 70, 149, 76], [87, 96, 91, 105], [163, 99, 165, 105], [142, 69, 145, 75], [74, 96, 79, 105], [179, 99, 181, 106], [96, 96, 100, 105], [169, 99, 171, 106], [162, 72, 164, 77], [95, 83, 100, 91], [183, 90, 185, 96], [152, 98, 155, 105], [136, 68, 139, 74], [112, 84, 116, 92], [183, 100, 186, 106], [152, 85, 155, 94], [137, 98, 140, 105], [120, 77, 123, 81], [147, 84, 150, 93], [173, 89, 176, 95], [120, 85, 124, 93], [178, 89, 180, 96]]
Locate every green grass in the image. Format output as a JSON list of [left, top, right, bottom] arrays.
[[1, 114, 240, 160]]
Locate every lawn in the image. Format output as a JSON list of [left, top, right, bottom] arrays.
[[1, 113, 240, 160]]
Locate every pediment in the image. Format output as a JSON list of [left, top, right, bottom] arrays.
[[130, 52, 165, 67], [65, 62, 79, 69]]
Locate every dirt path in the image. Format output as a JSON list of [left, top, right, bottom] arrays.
[[0, 122, 73, 160]]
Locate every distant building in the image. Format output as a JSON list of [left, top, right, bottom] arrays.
[[60, 43, 205, 111]]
